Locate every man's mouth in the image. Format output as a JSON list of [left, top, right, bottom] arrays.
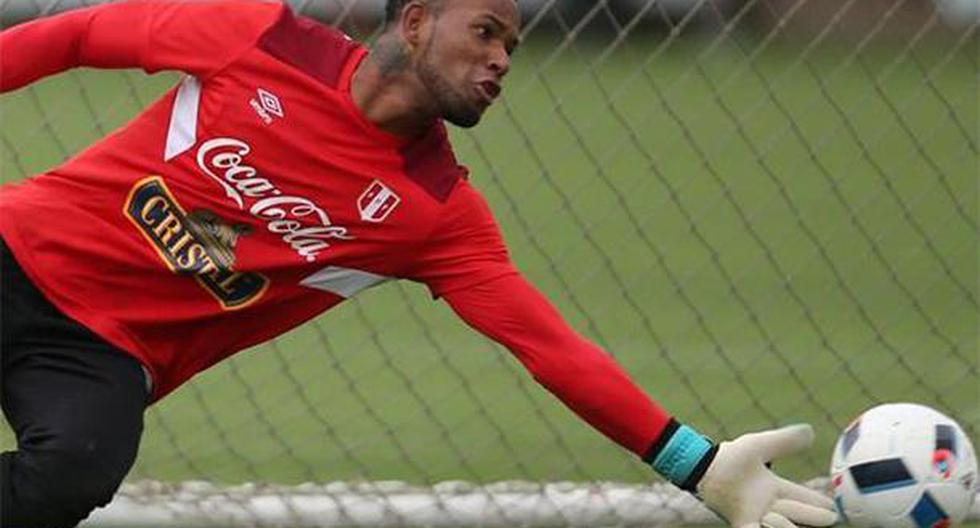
[[478, 81, 501, 103]]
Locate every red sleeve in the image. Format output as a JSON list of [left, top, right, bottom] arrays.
[[0, 0, 283, 93], [442, 272, 672, 457], [409, 181, 519, 297]]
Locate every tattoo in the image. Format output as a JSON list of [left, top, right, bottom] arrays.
[[372, 37, 410, 75]]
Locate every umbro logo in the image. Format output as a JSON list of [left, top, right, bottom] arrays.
[[249, 88, 284, 125]]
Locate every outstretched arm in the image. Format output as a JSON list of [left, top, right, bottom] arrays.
[[442, 272, 671, 457], [413, 181, 836, 526], [444, 273, 837, 527], [0, 0, 283, 93]]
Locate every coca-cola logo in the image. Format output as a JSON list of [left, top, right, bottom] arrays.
[[196, 138, 352, 262]]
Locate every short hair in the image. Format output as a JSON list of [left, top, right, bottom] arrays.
[[384, 0, 412, 25], [385, 0, 455, 26], [384, 0, 514, 26]]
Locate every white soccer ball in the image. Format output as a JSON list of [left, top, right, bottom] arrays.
[[830, 403, 977, 528]]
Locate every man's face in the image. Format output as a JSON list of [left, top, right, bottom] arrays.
[[413, 0, 520, 128]]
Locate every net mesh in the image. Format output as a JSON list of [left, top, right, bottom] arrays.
[[0, 0, 977, 526]]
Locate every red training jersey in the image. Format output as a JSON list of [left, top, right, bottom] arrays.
[[0, 0, 670, 457]]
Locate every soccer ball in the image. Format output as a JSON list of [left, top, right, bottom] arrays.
[[830, 403, 977, 528]]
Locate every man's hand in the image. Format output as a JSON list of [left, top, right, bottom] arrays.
[[697, 424, 838, 528]]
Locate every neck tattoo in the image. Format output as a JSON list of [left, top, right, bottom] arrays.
[[373, 38, 409, 76]]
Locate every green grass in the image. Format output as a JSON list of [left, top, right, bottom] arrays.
[[1, 32, 977, 491]]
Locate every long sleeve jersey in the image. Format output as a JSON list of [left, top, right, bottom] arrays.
[[0, 0, 671, 458]]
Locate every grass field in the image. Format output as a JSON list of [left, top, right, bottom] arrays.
[[1, 26, 977, 504]]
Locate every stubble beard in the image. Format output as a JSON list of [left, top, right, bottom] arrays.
[[417, 34, 482, 128]]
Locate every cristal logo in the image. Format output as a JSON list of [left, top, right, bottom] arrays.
[[196, 138, 353, 262]]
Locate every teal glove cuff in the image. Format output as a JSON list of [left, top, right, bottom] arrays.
[[653, 424, 712, 483], [644, 420, 715, 490]]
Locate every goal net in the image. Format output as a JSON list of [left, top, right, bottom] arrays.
[[0, 0, 976, 526]]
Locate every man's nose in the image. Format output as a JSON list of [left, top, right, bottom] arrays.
[[489, 44, 510, 78]]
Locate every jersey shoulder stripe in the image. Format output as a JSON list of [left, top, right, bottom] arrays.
[[257, 6, 360, 90], [400, 123, 469, 203]]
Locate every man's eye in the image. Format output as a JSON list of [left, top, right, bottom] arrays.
[[475, 25, 492, 39]]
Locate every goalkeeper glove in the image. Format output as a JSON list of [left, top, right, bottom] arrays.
[[645, 421, 838, 528]]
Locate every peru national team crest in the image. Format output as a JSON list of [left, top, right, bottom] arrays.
[[358, 180, 400, 223]]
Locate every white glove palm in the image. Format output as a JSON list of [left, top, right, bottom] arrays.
[[698, 424, 838, 528]]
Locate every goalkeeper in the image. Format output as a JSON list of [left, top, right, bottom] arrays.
[[0, 0, 838, 526]]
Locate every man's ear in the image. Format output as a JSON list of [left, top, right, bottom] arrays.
[[399, 1, 428, 52]]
